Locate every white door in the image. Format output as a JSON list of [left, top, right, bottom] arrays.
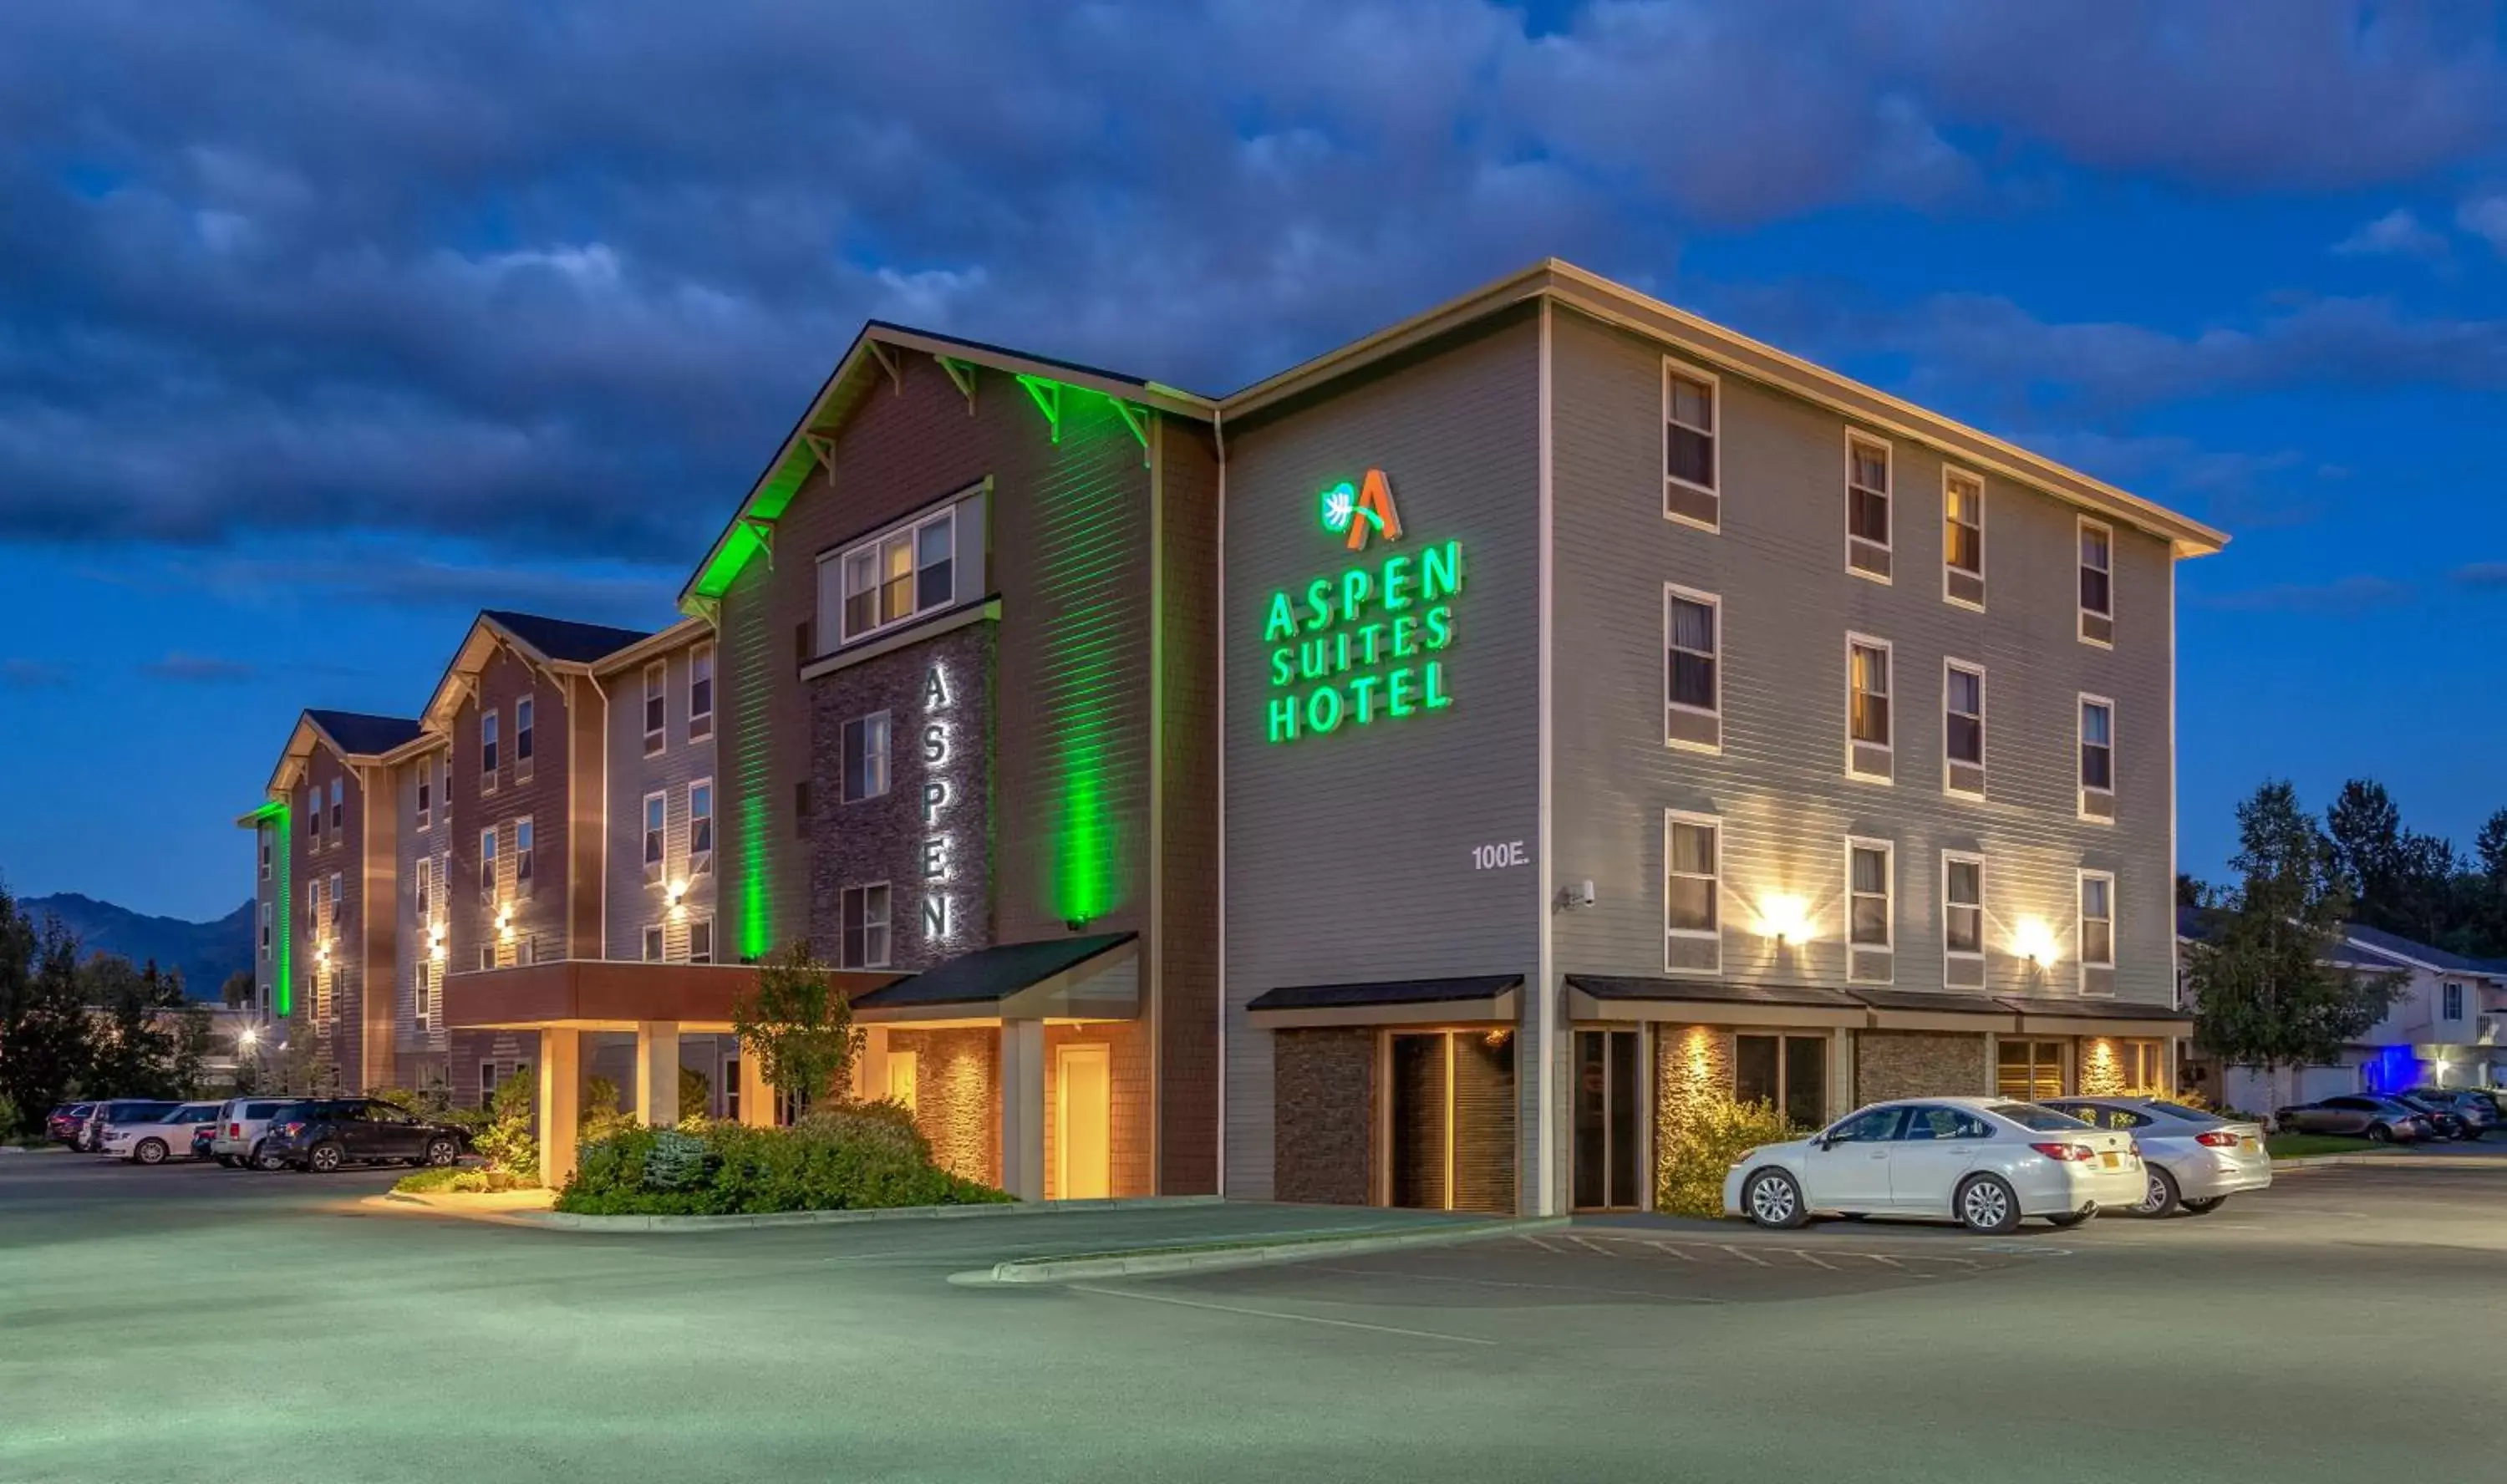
[[1802, 1105, 1904, 1211], [1056, 1044, 1111, 1201]]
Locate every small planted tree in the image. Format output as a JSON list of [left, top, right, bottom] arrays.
[[730, 943, 861, 1121], [678, 1065, 713, 1126]]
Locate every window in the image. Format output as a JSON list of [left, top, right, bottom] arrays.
[[1943, 469, 1985, 607], [2079, 871, 2114, 966], [1846, 435, 1891, 579], [329, 778, 343, 832], [1665, 812, 1719, 972], [643, 661, 667, 755], [689, 780, 714, 869], [1732, 1034, 1827, 1129], [478, 943, 494, 972], [2445, 982, 2465, 1021], [481, 709, 500, 785], [479, 826, 498, 904], [1827, 1105, 1906, 1144], [1944, 660, 1985, 796], [308, 785, 320, 841], [1848, 839, 1893, 981], [2080, 696, 2115, 821], [1662, 360, 1719, 528], [2078, 517, 2114, 644], [1664, 587, 1719, 751], [415, 770, 431, 832], [841, 884, 891, 969], [689, 917, 714, 965], [1847, 635, 1892, 780], [1996, 1040, 2064, 1100], [480, 1062, 500, 1110], [843, 713, 892, 801], [260, 829, 272, 878], [689, 643, 714, 740], [515, 817, 534, 896], [643, 925, 664, 963], [260, 902, 272, 955], [643, 792, 666, 879], [414, 858, 432, 922], [328, 872, 343, 928], [1944, 852, 1985, 984], [1901, 1105, 1994, 1141], [837, 508, 957, 643], [515, 697, 535, 780]]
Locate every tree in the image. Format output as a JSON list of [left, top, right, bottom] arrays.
[[0, 892, 97, 1126], [219, 971, 256, 1009], [730, 943, 860, 1119], [2324, 777, 2458, 943], [2191, 781, 2401, 1106], [168, 1002, 214, 1096], [2175, 872, 2210, 909], [82, 955, 186, 1098]]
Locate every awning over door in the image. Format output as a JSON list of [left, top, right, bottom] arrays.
[[1995, 994, 2193, 1039], [848, 932, 1139, 1024], [1566, 976, 1864, 1029], [1248, 975, 1522, 1029]]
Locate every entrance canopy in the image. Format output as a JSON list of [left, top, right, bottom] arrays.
[[1248, 975, 1523, 1029], [849, 932, 1140, 1025], [445, 958, 892, 1034], [1564, 976, 2193, 1038]]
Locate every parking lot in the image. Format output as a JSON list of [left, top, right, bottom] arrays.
[[3, 1152, 2500, 1483]]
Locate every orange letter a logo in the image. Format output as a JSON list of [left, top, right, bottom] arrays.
[[1344, 467, 1403, 551]]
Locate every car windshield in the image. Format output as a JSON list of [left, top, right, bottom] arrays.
[[2141, 1100, 2223, 1123], [1987, 1102, 2092, 1131]]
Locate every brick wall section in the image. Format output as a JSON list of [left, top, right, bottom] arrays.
[[451, 645, 573, 974], [891, 1026, 999, 1186], [806, 623, 997, 970], [295, 741, 368, 1090], [1272, 1029, 1376, 1206], [1855, 1031, 1988, 1103], [1157, 419, 1222, 1194], [1043, 1019, 1153, 1199]]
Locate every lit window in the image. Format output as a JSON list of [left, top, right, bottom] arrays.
[[643, 792, 666, 877], [643, 661, 666, 755], [1944, 470, 1984, 607], [414, 858, 431, 922], [328, 874, 342, 933], [515, 697, 535, 777], [1665, 587, 1719, 751], [1848, 637, 1892, 779], [842, 884, 891, 969], [689, 780, 714, 869], [308, 785, 321, 841], [689, 917, 714, 965], [1945, 853, 1985, 981], [1664, 362, 1718, 528], [515, 817, 534, 895], [481, 710, 500, 782], [416, 771, 431, 832], [1847, 435, 1891, 579], [843, 713, 892, 801], [2080, 696, 2115, 820], [1665, 813, 1719, 972], [2079, 872, 2115, 967], [836, 509, 957, 643], [479, 944, 494, 973], [479, 826, 497, 905], [2079, 518, 2114, 644], [1848, 841, 1893, 955], [2445, 983, 2464, 1021], [1944, 661, 1985, 796], [689, 643, 714, 740]]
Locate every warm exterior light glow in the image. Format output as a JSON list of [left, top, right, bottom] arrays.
[[1754, 893, 1812, 943], [2011, 917, 2059, 965], [237, 1027, 259, 1048], [667, 880, 688, 903]]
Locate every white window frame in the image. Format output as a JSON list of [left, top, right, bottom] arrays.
[[1662, 584, 1721, 753], [2078, 869, 2117, 973], [689, 778, 714, 873], [2079, 693, 2117, 821], [328, 872, 343, 930], [260, 829, 272, 878], [1846, 836, 1895, 957], [478, 943, 495, 973], [479, 826, 498, 905], [842, 882, 892, 970], [414, 770, 431, 833], [2077, 515, 2114, 646], [688, 915, 714, 966], [843, 712, 893, 801], [514, 696, 535, 782], [1942, 849, 1986, 980], [2444, 982, 2464, 1021], [1661, 356, 1721, 531], [833, 506, 958, 646], [308, 785, 321, 841], [1845, 431, 1893, 582], [1663, 810, 1721, 973], [414, 856, 432, 923], [329, 778, 343, 834], [1942, 658, 1986, 798], [643, 924, 665, 963], [689, 641, 715, 741], [643, 790, 668, 881], [480, 709, 500, 791], [514, 816, 535, 897], [1845, 632, 1893, 780], [1942, 466, 1986, 608], [643, 659, 668, 756], [260, 902, 272, 956]]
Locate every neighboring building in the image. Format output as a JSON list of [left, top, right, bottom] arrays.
[[1218, 263, 2223, 1214]]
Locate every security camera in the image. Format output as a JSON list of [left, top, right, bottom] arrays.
[[1578, 879, 1597, 907]]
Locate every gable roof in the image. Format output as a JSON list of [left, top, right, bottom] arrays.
[[481, 611, 652, 665], [416, 608, 664, 734], [304, 709, 425, 757], [2341, 922, 2506, 978]]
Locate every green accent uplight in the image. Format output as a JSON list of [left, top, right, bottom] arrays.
[[1032, 389, 1136, 927], [247, 798, 292, 1017]]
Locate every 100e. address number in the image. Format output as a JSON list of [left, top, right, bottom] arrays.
[[1472, 841, 1528, 870]]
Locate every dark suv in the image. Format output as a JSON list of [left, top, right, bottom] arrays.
[[260, 1099, 470, 1173]]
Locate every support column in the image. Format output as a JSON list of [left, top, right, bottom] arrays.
[[1828, 1026, 1855, 1121], [2163, 1034, 2180, 1097], [737, 1046, 771, 1127], [999, 1019, 1045, 1201], [857, 1026, 890, 1104], [536, 1027, 581, 1190], [635, 1021, 681, 1129]]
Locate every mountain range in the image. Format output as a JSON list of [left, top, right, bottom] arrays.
[[18, 893, 254, 1000]]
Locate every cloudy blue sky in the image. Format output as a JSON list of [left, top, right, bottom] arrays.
[[3, 1, 2504, 919]]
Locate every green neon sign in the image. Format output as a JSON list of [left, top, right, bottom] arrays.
[[1261, 521, 1460, 744]]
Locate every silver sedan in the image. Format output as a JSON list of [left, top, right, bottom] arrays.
[[2039, 1097, 2271, 1217]]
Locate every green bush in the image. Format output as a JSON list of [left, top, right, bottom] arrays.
[[394, 1165, 527, 1195], [678, 1065, 713, 1126], [471, 1073, 540, 1184], [1656, 1093, 1803, 1218], [392, 1165, 465, 1193], [0, 1091, 19, 1138], [555, 1101, 1012, 1216]]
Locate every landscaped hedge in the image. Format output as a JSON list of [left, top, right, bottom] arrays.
[[553, 1100, 1013, 1216]]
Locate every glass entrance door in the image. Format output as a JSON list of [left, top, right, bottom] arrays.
[[1573, 1029, 1643, 1209]]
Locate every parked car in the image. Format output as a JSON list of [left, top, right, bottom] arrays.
[[45, 1103, 95, 1146], [99, 1101, 221, 1164], [2273, 1095, 2428, 1142], [258, 1099, 470, 1173], [2405, 1087, 2500, 1138], [2039, 1097, 2271, 1217], [2389, 1094, 2476, 1141], [79, 1100, 181, 1152], [1725, 1097, 2145, 1234], [209, 1097, 297, 1170]]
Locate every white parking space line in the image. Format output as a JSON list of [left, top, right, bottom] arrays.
[[1070, 1284, 1499, 1345], [1305, 1266, 1725, 1304], [1523, 1235, 1572, 1254], [1716, 1244, 1771, 1267], [1782, 1248, 1838, 1270], [1565, 1235, 1619, 1258], [1644, 1241, 1698, 1261]]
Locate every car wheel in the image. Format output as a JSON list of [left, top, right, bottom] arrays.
[[2181, 1197, 2229, 1215], [425, 1137, 459, 1167], [306, 1142, 344, 1174], [2044, 1207, 2096, 1229], [1955, 1175, 2021, 1234], [2133, 1166, 2182, 1218], [252, 1144, 288, 1172], [134, 1139, 168, 1166], [215, 1154, 238, 1168], [2366, 1123, 2393, 1143], [1742, 1169, 1808, 1229]]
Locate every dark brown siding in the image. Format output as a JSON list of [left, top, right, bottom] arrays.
[[453, 647, 575, 973], [1156, 419, 1221, 1193]]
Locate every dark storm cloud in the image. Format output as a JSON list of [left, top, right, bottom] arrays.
[[2, 0, 2501, 565]]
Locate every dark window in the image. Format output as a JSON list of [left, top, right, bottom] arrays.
[[1848, 439, 1890, 546], [916, 519, 953, 612], [481, 712, 500, 776], [1668, 596, 1716, 712], [1826, 1105, 1905, 1144], [841, 884, 890, 969], [2081, 701, 2114, 791], [516, 698, 535, 764], [793, 780, 811, 837], [1736, 1034, 1827, 1130], [1945, 667, 1984, 766], [1900, 1105, 1992, 1141], [1665, 371, 1715, 490], [843, 714, 891, 802]]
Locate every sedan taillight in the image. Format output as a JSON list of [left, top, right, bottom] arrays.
[[2194, 1131, 2240, 1147], [2030, 1142, 2098, 1161]]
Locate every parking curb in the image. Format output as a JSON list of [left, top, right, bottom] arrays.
[[957, 1214, 1571, 1286], [2273, 1151, 2507, 1171], [521, 1192, 1225, 1232]]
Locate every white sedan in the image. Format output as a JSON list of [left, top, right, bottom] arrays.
[[1725, 1096, 2146, 1233]]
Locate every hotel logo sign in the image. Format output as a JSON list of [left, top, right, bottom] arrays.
[[1263, 467, 1459, 744]]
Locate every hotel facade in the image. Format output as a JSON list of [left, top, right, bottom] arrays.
[[241, 260, 2222, 1212]]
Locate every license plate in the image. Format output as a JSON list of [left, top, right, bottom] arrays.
[[2240, 1136, 2260, 1151], [2100, 1151, 2120, 1169]]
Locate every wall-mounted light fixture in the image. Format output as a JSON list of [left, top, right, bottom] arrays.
[[1754, 894, 1811, 946], [2011, 917, 2059, 968]]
